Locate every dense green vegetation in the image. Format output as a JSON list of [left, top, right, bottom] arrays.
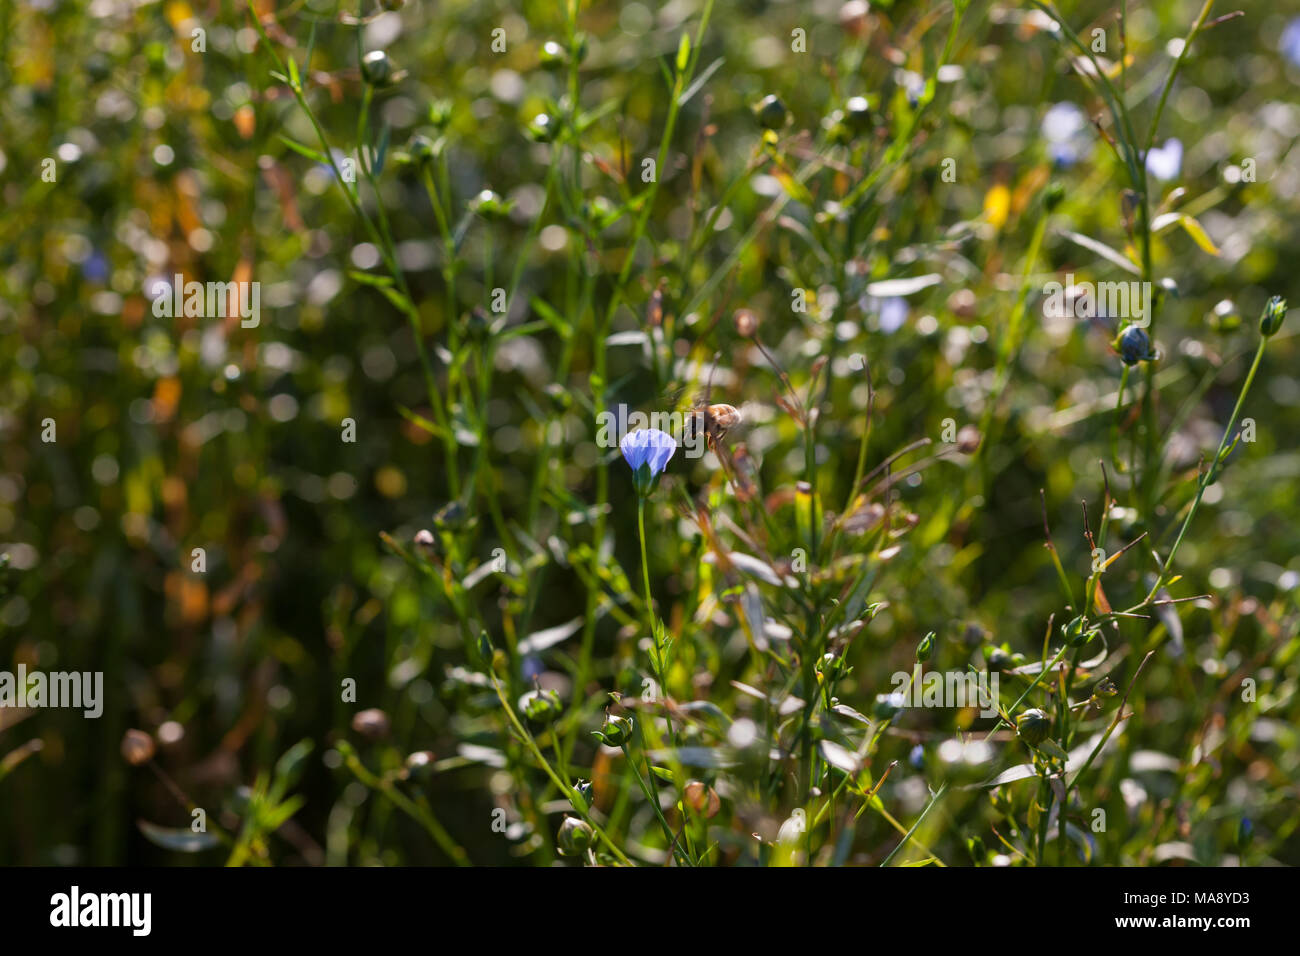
[[2, 0, 1298, 866]]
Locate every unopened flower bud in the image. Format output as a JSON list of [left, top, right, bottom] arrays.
[[1119, 325, 1154, 366], [1259, 295, 1287, 337], [1016, 708, 1051, 746]]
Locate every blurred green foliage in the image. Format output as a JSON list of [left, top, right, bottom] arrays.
[[1, 0, 1298, 865]]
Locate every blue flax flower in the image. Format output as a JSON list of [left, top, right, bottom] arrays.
[[620, 428, 676, 497]]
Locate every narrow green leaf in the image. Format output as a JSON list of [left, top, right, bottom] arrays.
[[278, 135, 328, 164]]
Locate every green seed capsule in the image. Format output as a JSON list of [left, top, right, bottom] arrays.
[[593, 713, 633, 747], [427, 99, 453, 129], [361, 50, 394, 87], [469, 189, 513, 220], [539, 40, 567, 67], [753, 94, 789, 131], [404, 750, 436, 780], [872, 692, 905, 721], [557, 816, 594, 856], [916, 630, 936, 663], [527, 113, 557, 143], [1016, 708, 1051, 745], [1208, 298, 1241, 333], [1061, 615, 1097, 647], [518, 688, 562, 724], [844, 96, 872, 131], [407, 134, 438, 165]]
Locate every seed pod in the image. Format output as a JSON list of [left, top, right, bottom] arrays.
[[1044, 182, 1066, 211], [527, 113, 557, 143], [1016, 708, 1051, 746], [469, 189, 513, 220], [407, 134, 438, 165], [1061, 615, 1097, 648], [1093, 677, 1118, 698], [844, 96, 872, 132], [427, 99, 453, 129], [915, 630, 936, 663], [733, 308, 758, 337], [351, 708, 391, 740], [872, 692, 905, 721], [753, 94, 789, 131], [593, 713, 633, 747], [121, 729, 155, 766], [683, 780, 721, 819], [1259, 295, 1288, 337], [405, 750, 436, 780], [1208, 298, 1241, 333], [824, 110, 852, 146], [556, 816, 594, 856], [361, 50, 394, 87], [518, 687, 562, 724], [539, 40, 566, 68]]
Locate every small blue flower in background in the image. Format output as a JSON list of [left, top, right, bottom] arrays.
[[879, 296, 909, 334], [1041, 101, 1089, 168], [858, 295, 909, 334], [620, 428, 676, 475], [909, 743, 926, 770], [81, 250, 109, 284], [1146, 138, 1182, 181], [1281, 18, 1300, 68]]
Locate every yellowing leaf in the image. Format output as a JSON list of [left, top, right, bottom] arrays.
[[1176, 214, 1220, 256]]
